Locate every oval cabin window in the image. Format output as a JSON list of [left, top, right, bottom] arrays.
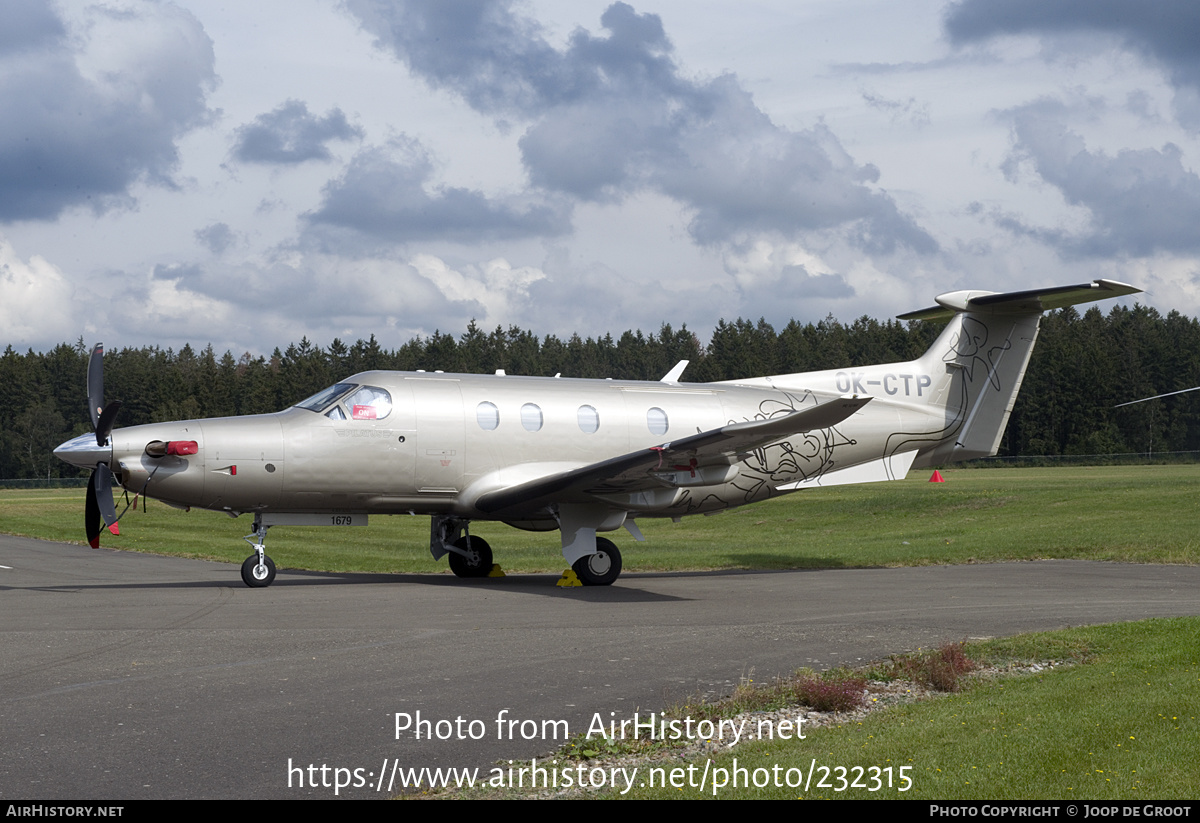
[[577, 405, 599, 433], [476, 401, 500, 431], [521, 403, 544, 432], [647, 407, 669, 436]]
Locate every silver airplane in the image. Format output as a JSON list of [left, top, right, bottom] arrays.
[[54, 280, 1139, 587]]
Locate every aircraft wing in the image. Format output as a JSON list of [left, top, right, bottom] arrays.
[[473, 396, 871, 517]]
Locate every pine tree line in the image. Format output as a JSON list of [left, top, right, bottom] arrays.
[[3, 304, 1197, 479]]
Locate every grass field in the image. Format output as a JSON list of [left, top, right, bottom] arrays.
[[3, 465, 1198, 573], [604, 619, 1200, 800]]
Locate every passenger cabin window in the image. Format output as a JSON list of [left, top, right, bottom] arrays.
[[521, 403, 543, 432], [577, 405, 599, 433], [477, 401, 500, 431], [647, 407, 669, 436]]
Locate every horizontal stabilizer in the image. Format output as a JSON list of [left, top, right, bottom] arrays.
[[897, 279, 1140, 321]]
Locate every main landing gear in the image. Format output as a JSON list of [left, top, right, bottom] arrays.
[[571, 537, 622, 586], [241, 515, 276, 588], [448, 534, 493, 578], [430, 515, 494, 579], [555, 504, 630, 586], [429, 513, 624, 585]]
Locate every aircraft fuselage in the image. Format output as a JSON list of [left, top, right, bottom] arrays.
[[98, 369, 935, 524]]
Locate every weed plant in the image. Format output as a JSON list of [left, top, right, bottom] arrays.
[[890, 643, 976, 692]]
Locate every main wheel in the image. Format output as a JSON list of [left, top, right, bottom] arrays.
[[241, 554, 276, 588], [572, 537, 622, 586], [449, 535, 493, 578]]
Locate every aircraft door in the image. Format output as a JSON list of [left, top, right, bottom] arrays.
[[413, 378, 465, 495]]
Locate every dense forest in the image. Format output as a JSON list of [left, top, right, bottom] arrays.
[[3, 304, 1199, 479]]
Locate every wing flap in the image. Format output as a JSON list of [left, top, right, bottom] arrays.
[[473, 396, 871, 516]]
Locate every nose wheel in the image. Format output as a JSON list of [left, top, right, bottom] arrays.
[[241, 517, 277, 588], [241, 553, 276, 587]]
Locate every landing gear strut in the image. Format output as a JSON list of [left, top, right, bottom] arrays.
[[240, 515, 277, 588]]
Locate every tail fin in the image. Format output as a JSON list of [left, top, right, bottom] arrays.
[[899, 279, 1139, 464], [748, 280, 1138, 467]]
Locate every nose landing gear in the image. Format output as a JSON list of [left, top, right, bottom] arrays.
[[241, 516, 276, 588]]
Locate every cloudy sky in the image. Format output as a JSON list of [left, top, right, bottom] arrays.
[[3, 0, 1199, 357]]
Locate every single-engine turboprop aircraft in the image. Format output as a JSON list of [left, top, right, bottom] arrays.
[[54, 280, 1139, 587]]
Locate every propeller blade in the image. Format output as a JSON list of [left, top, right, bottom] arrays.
[[95, 400, 122, 447], [83, 346, 122, 548], [86, 470, 101, 548], [86, 464, 118, 548], [95, 464, 118, 527], [87, 343, 105, 430]]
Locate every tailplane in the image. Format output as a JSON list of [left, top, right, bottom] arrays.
[[901, 279, 1140, 464]]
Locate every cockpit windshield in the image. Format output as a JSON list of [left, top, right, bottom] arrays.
[[295, 382, 392, 421], [295, 383, 357, 412]]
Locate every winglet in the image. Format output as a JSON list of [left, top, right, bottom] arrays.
[[660, 360, 689, 383]]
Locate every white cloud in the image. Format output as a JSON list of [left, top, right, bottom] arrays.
[[0, 238, 79, 345], [409, 254, 548, 324]]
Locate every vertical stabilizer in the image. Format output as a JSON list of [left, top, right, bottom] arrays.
[[910, 309, 1041, 464], [899, 279, 1139, 465]]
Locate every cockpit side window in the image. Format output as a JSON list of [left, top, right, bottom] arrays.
[[344, 386, 392, 420], [296, 383, 357, 412]]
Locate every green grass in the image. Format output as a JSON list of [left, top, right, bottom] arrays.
[[596, 619, 1200, 799], [3, 465, 1200, 573]]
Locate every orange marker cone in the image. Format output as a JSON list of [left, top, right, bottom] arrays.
[[929, 470, 945, 483]]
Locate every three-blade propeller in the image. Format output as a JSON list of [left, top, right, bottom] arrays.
[[85, 344, 122, 548]]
